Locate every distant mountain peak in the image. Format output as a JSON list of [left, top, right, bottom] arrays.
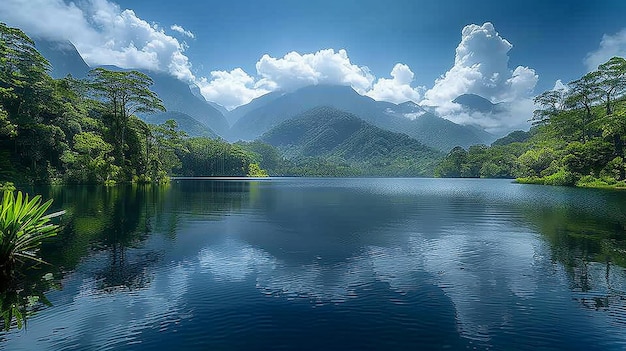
[[452, 94, 497, 114], [33, 37, 90, 79], [398, 101, 421, 108]]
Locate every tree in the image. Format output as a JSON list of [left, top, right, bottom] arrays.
[[62, 132, 119, 184], [87, 68, 165, 169], [566, 73, 602, 143], [594, 57, 626, 160], [532, 88, 568, 126], [434, 146, 467, 177], [147, 119, 187, 181], [0, 23, 51, 124], [517, 148, 556, 177], [596, 56, 626, 116]]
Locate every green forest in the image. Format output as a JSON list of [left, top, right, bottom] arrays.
[[0, 23, 270, 187], [3, 20, 626, 188], [435, 56, 626, 188], [0, 23, 440, 184]]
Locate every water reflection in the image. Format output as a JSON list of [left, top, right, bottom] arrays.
[[522, 204, 626, 322], [1, 179, 626, 350], [0, 272, 57, 332]]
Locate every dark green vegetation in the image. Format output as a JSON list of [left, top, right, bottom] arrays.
[[1, 24, 454, 181], [260, 107, 442, 176], [436, 56, 626, 188], [0, 190, 63, 331], [0, 23, 268, 184], [0, 191, 63, 279]]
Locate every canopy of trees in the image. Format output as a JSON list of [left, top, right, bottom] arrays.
[[0, 23, 269, 185], [436, 56, 626, 188]]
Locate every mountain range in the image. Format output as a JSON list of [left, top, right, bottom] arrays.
[[261, 106, 442, 176], [229, 84, 495, 151], [34, 37, 498, 154]]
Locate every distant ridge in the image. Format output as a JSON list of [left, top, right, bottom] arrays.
[[230, 84, 493, 151], [260, 106, 442, 176]]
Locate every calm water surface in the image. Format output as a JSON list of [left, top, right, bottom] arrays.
[[1, 178, 626, 350]]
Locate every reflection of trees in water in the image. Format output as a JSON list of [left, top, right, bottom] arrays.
[[524, 205, 626, 321], [1, 181, 252, 332], [0, 271, 58, 331], [93, 186, 154, 292], [38, 181, 251, 292]]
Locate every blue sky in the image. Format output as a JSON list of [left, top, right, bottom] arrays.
[[1, 0, 625, 131], [116, 0, 626, 91]]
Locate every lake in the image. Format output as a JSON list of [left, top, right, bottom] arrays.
[[1, 178, 626, 350]]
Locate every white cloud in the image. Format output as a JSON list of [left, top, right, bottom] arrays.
[[420, 22, 538, 133], [365, 63, 424, 104], [0, 0, 387, 109], [0, 0, 195, 81], [423, 22, 538, 106], [255, 49, 375, 93], [196, 68, 270, 110], [171, 24, 195, 39], [552, 79, 568, 92], [200, 48, 382, 109], [585, 28, 626, 71], [0, 1, 541, 130]]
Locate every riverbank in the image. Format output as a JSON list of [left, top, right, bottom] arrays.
[[516, 174, 626, 190]]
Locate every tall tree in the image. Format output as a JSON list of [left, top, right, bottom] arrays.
[[596, 56, 626, 116], [532, 88, 568, 126], [87, 68, 165, 169], [566, 73, 602, 143], [595, 57, 626, 161], [147, 119, 187, 181]]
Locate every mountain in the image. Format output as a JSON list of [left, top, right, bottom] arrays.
[[380, 101, 428, 119], [143, 111, 217, 138], [260, 106, 442, 176], [189, 84, 230, 115], [132, 70, 229, 136], [33, 37, 229, 137], [452, 93, 507, 115], [227, 91, 284, 126], [33, 38, 90, 78], [491, 129, 534, 146], [230, 84, 493, 151]]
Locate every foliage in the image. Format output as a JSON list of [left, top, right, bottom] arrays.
[[436, 55, 626, 189], [178, 137, 256, 177], [0, 191, 64, 277], [260, 106, 442, 176], [247, 163, 269, 177]]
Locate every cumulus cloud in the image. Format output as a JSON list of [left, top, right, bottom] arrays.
[[0, 1, 541, 130], [199, 48, 383, 109], [585, 28, 626, 71], [365, 63, 424, 104], [0, 0, 195, 81], [196, 68, 270, 110], [423, 22, 538, 106], [420, 22, 538, 133], [255, 49, 375, 93], [171, 24, 195, 39]]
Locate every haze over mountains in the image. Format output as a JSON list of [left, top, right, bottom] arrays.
[[35, 37, 499, 153]]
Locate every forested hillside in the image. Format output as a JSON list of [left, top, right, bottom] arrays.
[[0, 23, 266, 185], [435, 56, 626, 188], [261, 107, 442, 176]]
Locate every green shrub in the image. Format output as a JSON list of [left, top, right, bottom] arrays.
[[0, 191, 64, 277]]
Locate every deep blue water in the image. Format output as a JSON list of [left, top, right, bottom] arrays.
[[1, 178, 626, 350]]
